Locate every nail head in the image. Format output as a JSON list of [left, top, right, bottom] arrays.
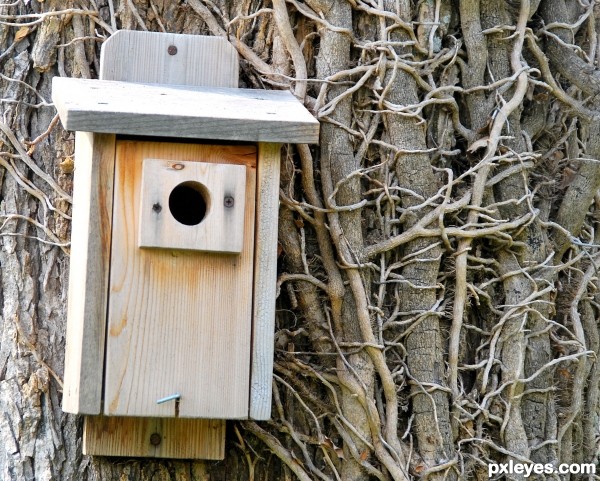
[[150, 433, 162, 446]]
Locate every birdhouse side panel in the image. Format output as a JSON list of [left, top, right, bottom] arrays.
[[63, 132, 116, 415], [250, 142, 282, 420], [104, 141, 256, 419]]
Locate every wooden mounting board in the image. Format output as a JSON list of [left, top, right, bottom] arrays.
[[76, 31, 244, 459], [100, 30, 239, 88], [52, 77, 319, 144], [84, 416, 225, 459]]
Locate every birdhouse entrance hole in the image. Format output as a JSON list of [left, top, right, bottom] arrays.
[[168, 181, 208, 226], [137, 156, 247, 253]]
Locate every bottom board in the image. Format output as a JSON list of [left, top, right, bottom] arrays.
[[84, 415, 225, 459]]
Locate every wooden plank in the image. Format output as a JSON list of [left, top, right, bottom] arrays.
[[100, 30, 238, 88], [51, 77, 320, 144], [138, 158, 247, 253], [84, 416, 225, 460], [249, 143, 281, 420], [104, 141, 256, 419], [62, 132, 115, 415], [78, 30, 243, 459]]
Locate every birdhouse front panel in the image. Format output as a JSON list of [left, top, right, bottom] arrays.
[[104, 140, 257, 419]]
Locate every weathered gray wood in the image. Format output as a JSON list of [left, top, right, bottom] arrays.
[[62, 132, 115, 414], [76, 31, 249, 458], [60, 31, 287, 436], [138, 158, 247, 253], [100, 30, 238, 88], [249, 143, 282, 420], [52, 77, 320, 144]]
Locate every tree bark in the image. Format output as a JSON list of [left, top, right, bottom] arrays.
[[2, 1, 600, 480]]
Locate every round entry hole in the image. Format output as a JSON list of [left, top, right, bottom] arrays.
[[168, 181, 209, 226]]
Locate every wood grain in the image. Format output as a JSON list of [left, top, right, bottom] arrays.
[[51, 77, 320, 144], [62, 132, 115, 415], [249, 143, 281, 420], [100, 30, 238, 88], [104, 141, 256, 419], [84, 416, 225, 459], [72, 31, 250, 459], [138, 158, 247, 253]]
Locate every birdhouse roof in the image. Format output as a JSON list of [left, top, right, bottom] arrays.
[[52, 77, 319, 144]]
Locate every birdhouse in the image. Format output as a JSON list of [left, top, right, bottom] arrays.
[[52, 31, 318, 460]]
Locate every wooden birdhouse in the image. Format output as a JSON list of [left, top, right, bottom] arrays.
[[52, 31, 318, 460]]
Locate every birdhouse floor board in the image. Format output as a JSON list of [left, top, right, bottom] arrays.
[[83, 415, 225, 459], [104, 141, 256, 419], [51, 77, 319, 144]]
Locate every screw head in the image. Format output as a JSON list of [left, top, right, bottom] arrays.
[[167, 45, 178, 55], [150, 433, 162, 446], [224, 196, 235, 208], [152, 203, 162, 214]]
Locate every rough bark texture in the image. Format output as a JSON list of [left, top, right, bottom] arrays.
[[2, 1, 600, 480]]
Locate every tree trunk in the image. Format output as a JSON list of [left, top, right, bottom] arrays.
[[2, 1, 600, 480]]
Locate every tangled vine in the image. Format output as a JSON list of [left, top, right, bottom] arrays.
[[1, 1, 600, 480]]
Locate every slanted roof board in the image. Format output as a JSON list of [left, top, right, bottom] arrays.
[[52, 77, 319, 144]]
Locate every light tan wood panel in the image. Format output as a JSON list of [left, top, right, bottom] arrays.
[[100, 30, 238, 88], [62, 132, 115, 414], [84, 416, 225, 460], [104, 141, 256, 419]]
